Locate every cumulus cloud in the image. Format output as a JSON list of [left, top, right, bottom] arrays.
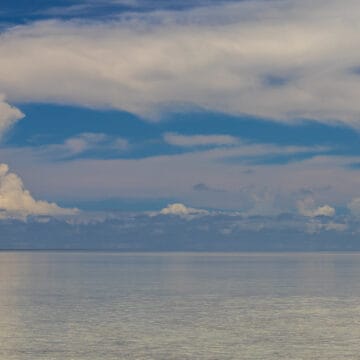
[[1, 1, 360, 125], [0, 95, 24, 140], [297, 196, 335, 217], [164, 133, 238, 147], [0, 163, 78, 220], [158, 203, 209, 217]]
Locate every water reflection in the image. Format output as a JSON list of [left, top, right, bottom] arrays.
[[1, 252, 360, 359]]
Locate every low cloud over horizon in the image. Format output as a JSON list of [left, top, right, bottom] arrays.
[[0, 201, 357, 250]]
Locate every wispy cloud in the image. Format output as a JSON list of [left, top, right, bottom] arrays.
[[38, 132, 129, 159], [348, 197, 360, 217], [2, 1, 360, 126], [35, 0, 141, 17], [164, 133, 238, 147]]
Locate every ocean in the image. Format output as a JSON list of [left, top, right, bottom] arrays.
[[0, 252, 359, 359]]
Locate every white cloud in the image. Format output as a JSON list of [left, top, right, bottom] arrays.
[[164, 133, 238, 147], [64, 133, 109, 154], [158, 203, 209, 217], [297, 196, 335, 217], [40, 132, 128, 158], [1, 1, 360, 125], [0, 95, 24, 140], [0, 163, 78, 220]]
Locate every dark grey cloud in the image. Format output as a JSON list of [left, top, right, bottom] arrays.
[[263, 74, 291, 88]]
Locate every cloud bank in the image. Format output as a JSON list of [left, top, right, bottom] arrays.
[[1, 0, 360, 125], [0, 209, 357, 251], [0, 163, 78, 219]]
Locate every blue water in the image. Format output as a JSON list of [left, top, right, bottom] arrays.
[[1, 252, 360, 359]]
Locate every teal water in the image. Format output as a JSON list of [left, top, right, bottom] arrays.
[[1, 252, 360, 359]]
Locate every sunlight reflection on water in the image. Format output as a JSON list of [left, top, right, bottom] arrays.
[[0, 252, 360, 359]]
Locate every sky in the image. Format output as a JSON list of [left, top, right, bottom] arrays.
[[1, 0, 360, 248]]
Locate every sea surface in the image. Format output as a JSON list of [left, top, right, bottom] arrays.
[[1, 252, 360, 359]]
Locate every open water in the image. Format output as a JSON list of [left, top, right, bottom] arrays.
[[0, 252, 360, 359]]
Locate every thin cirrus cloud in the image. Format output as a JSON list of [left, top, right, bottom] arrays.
[[61, 132, 129, 153], [163, 133, 238, 147], [64, 133, 110, 154], [1, 0, 360, 126], [39, 132, 129, 159]]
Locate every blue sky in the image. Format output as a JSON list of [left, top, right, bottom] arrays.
[[1, 0, 360, 239]]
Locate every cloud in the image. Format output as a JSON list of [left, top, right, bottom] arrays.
[[37, 0, 141, 17], [40, 132, 129, 159], [193, 183, 210, 191], [2, 208, 360, 250], [64, 132, 128, 153], [325, 222, 348, 232], [158, 203, 209, 217], [0, 163, 78, 220], [0, 143, 352, 212], [306, 220, 348, 234], [348, 197, 360, 217], [297, 196, 335, 217], [245, 188, 282, 216], [0, 95, 24, 140], [164, 133, 238, 147], [193, 182, 225, 192], [64, 133, 109, 154], [1, 0, 360, 126]]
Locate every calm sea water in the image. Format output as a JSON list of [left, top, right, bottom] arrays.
[[1, 252, 360, 359]]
